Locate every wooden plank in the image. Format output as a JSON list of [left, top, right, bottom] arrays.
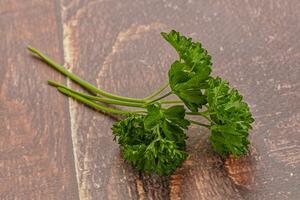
[[59, 0, 300, 199], [0, 0, 79, 199]]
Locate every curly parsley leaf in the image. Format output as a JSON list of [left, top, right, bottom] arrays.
[[163, 105, 190, 129], [112, 114, 155, 146], [207, 77, 254, 156], [161, 30, 212, 67], [112, 103, 191, 175], [123, 136, 187, 175], [161, 30, 212, 111], [144, 104, 189, 147], [168, 61, 209, 111], [112, 114, 188, 175]]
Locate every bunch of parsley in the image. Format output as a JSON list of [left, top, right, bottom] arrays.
[[28, 30, 254, 175]]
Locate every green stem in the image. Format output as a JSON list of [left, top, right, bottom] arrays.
[[28, 46, 145, 103], [48, 80, 146, 108], [57, 87, 144, 115], [148, 91, 173, 104], [144, 82, 169, 100], [188, 120, 210, 128], [186, 111, 212, 122], [160, 100, 183, 104]]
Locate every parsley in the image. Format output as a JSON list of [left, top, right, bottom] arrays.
[[112, 114, 187, 175], [162, 30, 212, 111], [207, 77, 254, 156], [28, 30, 254, 175]]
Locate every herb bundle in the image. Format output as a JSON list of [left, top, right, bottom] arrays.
[[28, 30, 254, 175]]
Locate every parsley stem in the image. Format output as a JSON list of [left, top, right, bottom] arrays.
[[27, 46, 146, 103], [147, 91, 173, 104], [143, 82, 169, 100], [186, 111, 212, 122], [48, 80, 146, 108], [57, 87, 140, 115], [160, 100, 183, 104], [188, 120, 210, 128]]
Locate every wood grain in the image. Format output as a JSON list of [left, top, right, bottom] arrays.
[[1, 0, 300, 199], [0, 0, 79, 199]]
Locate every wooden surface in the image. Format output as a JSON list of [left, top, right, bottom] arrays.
[[1, 0, 300, 199]]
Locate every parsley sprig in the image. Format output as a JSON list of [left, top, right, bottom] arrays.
[[28, 30, 254, 175]]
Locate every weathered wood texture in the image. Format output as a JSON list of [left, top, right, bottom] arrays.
[[1, 0, 300, 199], [0, 0, 79, 199]]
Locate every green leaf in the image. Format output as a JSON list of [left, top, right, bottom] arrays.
[[168, 61, 208, 111], [161, 30, 212, 67], [178, 89, 207, 111], [164, 105, 186, 118], [144, 104, 164, 130], [112, 114, 155, 146], [163, 105, 190, 129], [112, 108, 189, 175], [161, 121, 187, 148], [168, 61, 190, 88], [162, 30, 212, 111], [123, 138, 187, 175], [210, 124, 250, 156], [207, 77, 254, 156], [144, 104, 189, 147]]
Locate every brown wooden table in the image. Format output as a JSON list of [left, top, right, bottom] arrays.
[[1, 1, 300, 199]]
